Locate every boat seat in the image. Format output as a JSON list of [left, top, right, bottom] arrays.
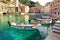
[[11, 22, 17, 26]]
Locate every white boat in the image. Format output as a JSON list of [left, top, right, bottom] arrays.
[[8, 21, 40, 30]]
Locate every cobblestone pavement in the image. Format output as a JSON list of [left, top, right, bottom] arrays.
[[45, 32, 60, 40]]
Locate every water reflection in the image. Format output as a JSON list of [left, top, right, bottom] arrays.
[[0, 15, 47, 40], [0, 15, 25, 23]]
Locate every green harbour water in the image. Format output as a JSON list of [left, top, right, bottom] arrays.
[[0, 15, 45, 40]]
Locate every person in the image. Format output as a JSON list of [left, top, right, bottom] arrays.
[[28, 20, 31, 24], [8, 21, 10, 26]]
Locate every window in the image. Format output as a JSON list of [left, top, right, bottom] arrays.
[[55, 12, 56, 14], [50, 5, 52, 6]]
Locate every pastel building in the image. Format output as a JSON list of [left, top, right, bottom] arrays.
[[0, 0, 16, 15], [0, 2, 7, 15], [50, 0, 60, 15], [29, 7, 40, 13], [44, 2, 51, 14], [40, 6, 45, 14]]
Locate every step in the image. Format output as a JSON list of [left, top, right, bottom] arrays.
[[53, 28, 60, 31], [54, 24, 60, 27], [53, 29, 60, 33], [53, 26, 60, 29]]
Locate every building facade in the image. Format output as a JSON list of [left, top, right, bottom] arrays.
[[44, 2, 51, 14], [0, 0, 17, 15], [50, 0, 60, 15], [29, 7, 40, 13]]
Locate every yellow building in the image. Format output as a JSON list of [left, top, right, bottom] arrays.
[[0, 2, 7, 15], [44, 2, 51, 14], [0, 0, 16, 15], [41, 6, 45, 13]]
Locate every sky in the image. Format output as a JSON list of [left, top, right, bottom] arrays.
[[31, 0, 53, 6]]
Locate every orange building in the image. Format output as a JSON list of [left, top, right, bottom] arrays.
[[29, 7, 40, 13], [50, 0, 60, 15], [19, 4, 25, 13], [29, 7, 35, 13]]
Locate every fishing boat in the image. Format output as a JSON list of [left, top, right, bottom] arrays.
[[8, 21, 40, 30]]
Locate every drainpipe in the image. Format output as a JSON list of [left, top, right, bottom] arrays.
[[15, 0, 18, 12]]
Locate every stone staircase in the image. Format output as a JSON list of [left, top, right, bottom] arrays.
[[45, 21, 60, 40], [52, 21, 60, 33]]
